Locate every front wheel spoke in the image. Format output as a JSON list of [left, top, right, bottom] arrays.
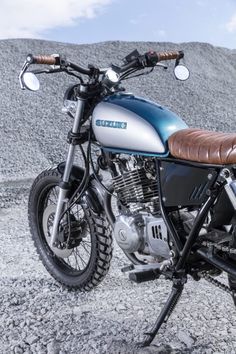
[[78, 253, 87, 267], [52, 187, 59, 200], [43, 184, 95, 272], [70, 208, 77, 217], [66, 256, 71, 267], [82, 240, 92, 246], [47, 196, 56, 205], [80, 242, 91, 255], [72, 249, 80, 269], [75, 248, 87, 267]]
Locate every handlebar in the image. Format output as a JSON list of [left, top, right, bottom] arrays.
[[31, 55, 57, 65], [19, 49, 185, 90], [66, 61, 92, 75], [26, 54, 95, 75], [120, 50, 184, 72], [153, 50, 183, 62], [144, 50, 184, 67], [24, 53, 59, 65], [26, 50, 184, 72]]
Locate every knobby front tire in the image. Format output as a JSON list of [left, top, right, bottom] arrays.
[[28, 168, 113, 291]]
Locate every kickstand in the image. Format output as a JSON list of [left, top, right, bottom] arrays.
[[140, 278, 185, 347]]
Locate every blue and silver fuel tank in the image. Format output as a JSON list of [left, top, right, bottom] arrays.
[[92, 93, 188, 156]]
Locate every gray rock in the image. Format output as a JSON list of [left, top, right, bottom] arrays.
[[25, 335, 39, 345], [47, 340, 60, 354], [116, 304, 127, 311], [13, 346, 24, 354], [177, 330, 195, 348]]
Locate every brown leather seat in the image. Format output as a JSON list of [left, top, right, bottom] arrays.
[[168, 128, 236, 165]]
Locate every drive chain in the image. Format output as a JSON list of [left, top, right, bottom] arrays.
[[200, 240, 236, 297], [202, 240, 236, 254]]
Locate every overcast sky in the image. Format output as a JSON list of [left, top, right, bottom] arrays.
[[1, 0, 236, 49]]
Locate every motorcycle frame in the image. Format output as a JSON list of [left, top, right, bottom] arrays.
[[155, 158, 236, 277], [97, 156, 236, 278], [156, 159, 221, 271], [52, 89, 236, 279]]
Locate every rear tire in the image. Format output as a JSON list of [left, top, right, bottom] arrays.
[[28, 168, 113, 291], [227, 237, 236, 305], [228, 275, 236, 305]]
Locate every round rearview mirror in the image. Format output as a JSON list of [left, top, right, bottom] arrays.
[[22, 72, 40, 91], [174, 65, 190, 81]]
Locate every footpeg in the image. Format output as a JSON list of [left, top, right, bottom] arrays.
[[128, 263, 161, 283], [129, 269, 160, 283], [121, 264, 134, 273]]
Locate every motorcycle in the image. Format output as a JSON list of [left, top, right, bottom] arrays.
[[19, 49, 236, 346]]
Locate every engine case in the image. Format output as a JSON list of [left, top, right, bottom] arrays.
[[113, 213, 170, 258], [114, 214, 143, 253], [145, 215, 169, 258]]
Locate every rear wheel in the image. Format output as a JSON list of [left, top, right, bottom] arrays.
[[28, 168, 113, 290], [227, 236, 236, 305], [228, 275, 236, 305]]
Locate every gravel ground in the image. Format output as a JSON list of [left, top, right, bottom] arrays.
[[1, 199, 236, 353], [0, 39, 236, 353]]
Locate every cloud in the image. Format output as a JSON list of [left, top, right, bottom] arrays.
[[196, 0, 206, 7], [130, 13, 147, 26], [226, 13, 236, 32], [0, 0, 112, 39], [130, 19, 138, 25], [153, 29, 167, 39], [157, 30, 166, 38]]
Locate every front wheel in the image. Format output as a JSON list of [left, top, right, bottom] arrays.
[[28, 168, 113, 291]]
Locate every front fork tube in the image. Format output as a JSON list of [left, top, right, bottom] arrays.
[[50, 88, 86, 248], [50, 144, 77, 248]]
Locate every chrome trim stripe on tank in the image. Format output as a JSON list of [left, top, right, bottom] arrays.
[[102, 146, 170, 157], [103, 93, 188, 150], [92, 102, 166, 154]]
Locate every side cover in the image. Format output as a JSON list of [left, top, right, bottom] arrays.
[[160, 161, 218, 207]]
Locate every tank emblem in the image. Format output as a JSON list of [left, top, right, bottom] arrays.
[[96, 119, 127, 129]]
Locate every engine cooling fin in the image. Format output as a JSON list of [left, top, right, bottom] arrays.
[[112, 168, 158, 203]]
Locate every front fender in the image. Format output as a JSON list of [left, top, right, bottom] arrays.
[[56, 162, 103, 215], [57, 162, 85, 182]]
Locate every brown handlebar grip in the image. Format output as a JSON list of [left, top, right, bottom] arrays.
[[32, 55, 57, 65], [156, 51, 184, 61]]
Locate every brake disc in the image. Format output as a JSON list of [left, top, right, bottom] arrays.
[[42, 204, 73, 258]]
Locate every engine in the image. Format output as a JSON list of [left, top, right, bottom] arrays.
[[112, 167, 158, 204], [111, 156, 170, 260], [114, 213, 169, 259]]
